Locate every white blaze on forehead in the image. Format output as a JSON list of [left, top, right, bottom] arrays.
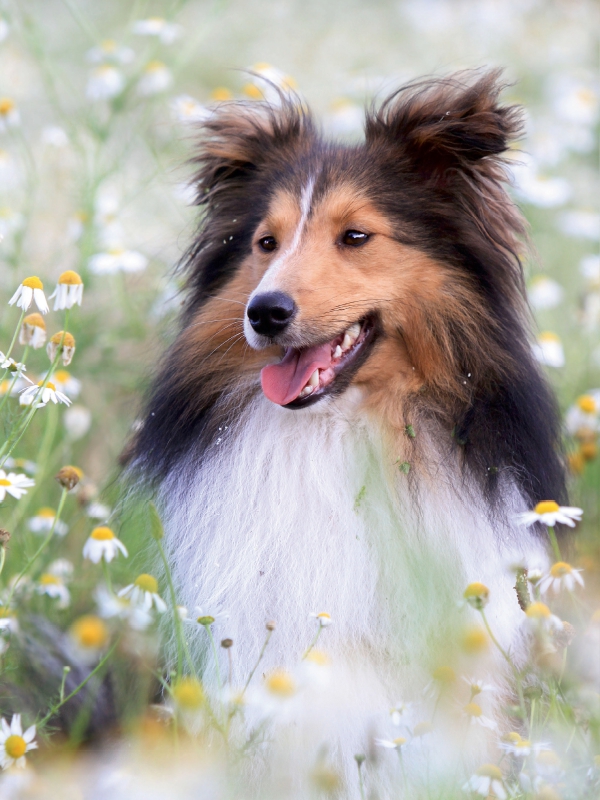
[[255, 176, 316, 293]]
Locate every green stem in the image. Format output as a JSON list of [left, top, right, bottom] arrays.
[[357, 760, 366, 800], [2, 309, 26, 364], [204, 623, 223, 692], [301, 624, 323, 660], [0, 346, 29, 420], [547, 526, 562, 562], [155, 536, 185, 679], [38, 639, 119, 729], [4, 487, 68, 607], [0, 547, 6, 580], [241, 629, 273, 697], [480, 608, 528, 728]]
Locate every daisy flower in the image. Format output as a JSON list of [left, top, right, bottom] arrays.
[[463, 582, 490, 610], [565, 393, 600, 437], [86, 65, 124, 100], [309, 611, 332, 627], [0, 715, 37, 769], [171, 677, 206, 712], [527, 276, 564, 310], [40, 126, 69, 147], [525, 602, 564, 634], [0, 98, 20, 132], [8, 276, 49, 314], [46, 331, 76, 366], [0, 353, 25, 375], [463, 677, 496, 698], [389, 701, 412, 726], [19, 313, 46, 349], [63, 405, 92, 440], [539, 562, 584, 595], [516, 501, 583, 528], [375, 736, 407, 750], [132, 17, 182, 44], [170, 95, 210, 124], [83, 526, 128, 563], [191, 606, 229, 626], [0, 471, 34, 502], [19, 379, 71, 408], [533, 332, 565, 368], [48, 270, 84, 310], [46, 558, 74, 579], [0, 606, 18, 635], [87, 39, 134, 65], [94, 585, 151, 631], [462, 702, 498, 730], [137, 61, 172, 96], [49, 370, 81, 400], [27, 507, 68, 537], [36, 573, 70, 608], [88, 248, 148, 274], [118, 574, 167, 613], [69, 615, 109, 663], [463, 764, 506, 799]]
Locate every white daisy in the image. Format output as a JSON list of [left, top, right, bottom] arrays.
[[558, 210, 600, 240], [462, 702, 498, 730], [0, 715, 37, 770], [63, 405, 92, 440], [94, 585, 152, 631], [36, 573, 70, 608], [539, 562, 584, 595], [516, 501, 583, 528], [525, 602, 564, 634], [187, 606, 229, 627], [527, 276, 564, 310], [69, 615, 109, 664], [86, 65, 124, 100], [40, 126, 69, 147], [8, 277, 49, 314], [137, 61, 172, 96], [85, 502, 111, 520], [27, 507, 68, 537], [0, 353, 26, 376], [46, 331, 76, 366], [118, 574, 167, 613], [565, 393, 600, 437], [49, 370, 81, 400], [48, 270, 84, 310], [463, 764, 506, 799], [532, 332, 565, 368], [18, 313, 46, 349], [88, 248, 148, 274], [389, 701, 412, 726], [463, 677, 496, 698], [170, 95, 210, 124], [132, 17, 182, 44], [0, 471, 34, 502], [82, 526, 128, 564], [309, 611, 332, 627], [375, 736, 407, 750], [19, 380, 71, 408], [87, 39, 134, 65], [46, 558, 74, 579], [0, 98, 20, 132]]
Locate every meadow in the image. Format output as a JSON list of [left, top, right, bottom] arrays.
[[0, 0, 598, 797]]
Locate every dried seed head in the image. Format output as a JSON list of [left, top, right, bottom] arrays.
[[220, 638, 233, 649], [0, 529, 10, 546], [55, 465, 83, 490], [266, 620, 276, 631]]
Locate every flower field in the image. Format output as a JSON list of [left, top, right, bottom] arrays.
[[0, 0, 598, 797]]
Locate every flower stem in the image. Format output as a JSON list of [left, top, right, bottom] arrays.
[[547, 526, 562, 562], [155, 536, 185, 680], [0, 345, 29, 420], [241, 628, 273, 697], [102, 558, 112, 593], [2, 309, 25, 364], [302, 625, 323, 660]]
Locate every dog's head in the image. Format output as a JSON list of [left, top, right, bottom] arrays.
[[130, 69, 566, 508]]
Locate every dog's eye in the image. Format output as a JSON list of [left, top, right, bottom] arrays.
[[342, 230, 369, 247], [258, 236, 277, 252]]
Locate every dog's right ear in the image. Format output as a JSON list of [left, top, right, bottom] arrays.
[[192, 98, 315, 203]]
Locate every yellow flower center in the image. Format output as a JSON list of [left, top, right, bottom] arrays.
[[526, 601, 551, 619], [101, 39, 116, 52], [464, 702, 483, 717], [0, 98, 15, 115], [71, 615, 108, 649], [0, 479, 10, 487], [265, 669, 296, 697], [4, 735, 26, 759], [305, 650, 330, 666], [38, 381, 56, 391], [22, 276, 43, 290], [535, 500, 559, 515], [134, 574, 158, 593], [145, 60, 165, 72], [172, 677, 205, 709], [461, 626, 489, 653], [50, 331, 75, 347], [91, 526, 115, 541], [539, 331, 560, 343], [515, 739, 531, 750], [23, 313, 45, 329], [476, 764, 503, 779], [503, 731, 522, 743], [37, 508, 56, 518], [210, 87, 233, 101], [550, 561, 572, 578], [577, 394, 597, 413], [432, 665, 456, 683], [58, 270, 83, 285], [463, 581, 489, 599], [54, 370, 71, 383], [392, 736, 407, 746], [253, 62, 272, 71], [412, 721, 432, 737], [40, 573, 60, 586], [242, 83, 264, 100], [108, 247, 125, 256], [197, 615, 215, 625], [315, 612, 331, 622]]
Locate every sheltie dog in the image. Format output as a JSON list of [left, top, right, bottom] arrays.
[[128, 69, 565, 787]]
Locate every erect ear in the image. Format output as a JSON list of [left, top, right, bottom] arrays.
[[365, 69, 523, 180], [192, 97, 315, 203]]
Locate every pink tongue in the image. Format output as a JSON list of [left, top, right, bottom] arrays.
[[261, 342, 333, 405]]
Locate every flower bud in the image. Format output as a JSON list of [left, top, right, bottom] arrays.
[[266, 620, 276, 631], [55, 465, 83, 490], [47, 331, 76, 366], [0, 529, 10, 546], [220, 638, 233, 649]]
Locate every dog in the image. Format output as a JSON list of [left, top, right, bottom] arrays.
[[128, 69, 565, 789]]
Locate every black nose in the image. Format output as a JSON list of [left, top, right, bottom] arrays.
[[247, 291, 297, 337]]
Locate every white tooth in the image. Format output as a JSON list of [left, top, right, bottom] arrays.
[[308, 369, 319, 388], [333, 345, 342, 359], [300, 385, 313, 397], [342, 333, 353, 351], [346, 322, 361, 340]]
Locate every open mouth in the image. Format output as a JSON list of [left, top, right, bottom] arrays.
[[260, 315, 378, 408]]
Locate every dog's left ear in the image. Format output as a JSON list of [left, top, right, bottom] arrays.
[[365, 69, 522, 180]]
